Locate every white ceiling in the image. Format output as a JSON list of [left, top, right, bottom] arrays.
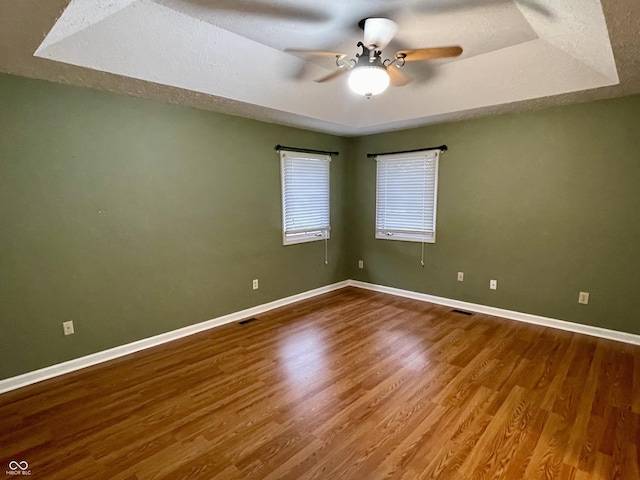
[[1, 0, 639, 136]]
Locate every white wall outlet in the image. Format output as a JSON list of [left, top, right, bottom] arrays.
[[358, 260, 364, 269], [457, 272, 464, 282], [578, 292, 589, 304], [252, 279, 259, 290], [63, 321, 74, 336], [490, 279, 497, 290]]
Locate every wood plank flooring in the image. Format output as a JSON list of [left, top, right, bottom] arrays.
[[1, 287, 639, 479]]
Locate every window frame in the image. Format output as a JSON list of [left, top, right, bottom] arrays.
[[280, 150, 331, 246], [375, 149, 440, 243]]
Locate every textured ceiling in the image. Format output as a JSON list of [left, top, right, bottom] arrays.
[[0, 0, 639, 136]]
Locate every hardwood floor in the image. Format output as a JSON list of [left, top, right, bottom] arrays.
[[1, 287, 639, 479]]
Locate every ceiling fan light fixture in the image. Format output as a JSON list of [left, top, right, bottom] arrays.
[[348, 65, 390, 97]]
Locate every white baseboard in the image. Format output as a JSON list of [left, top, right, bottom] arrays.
[[3, 278, 639, 395], [348, 280, 640, 346], [0, 281, 349, 394]]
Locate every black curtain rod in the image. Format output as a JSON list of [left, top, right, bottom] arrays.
[[275, 145, 340, 156], [366, 145, 448, 158]]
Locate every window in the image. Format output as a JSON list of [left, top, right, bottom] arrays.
[[375, 149, 440, 243], [280, 150, 330, 245]]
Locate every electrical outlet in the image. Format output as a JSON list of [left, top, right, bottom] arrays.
[[457, 272, 464, 282], [252, 279, 259, 290], [63, 321, 74, 336], [578, 292, 589, 305], [490, 279, 497, 290], [358, 260, 364, 269]]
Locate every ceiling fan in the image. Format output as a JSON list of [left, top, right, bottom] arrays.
[[285, 18, 463, 98]]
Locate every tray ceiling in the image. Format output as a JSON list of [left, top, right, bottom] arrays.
[[1, 0, 639, 135]]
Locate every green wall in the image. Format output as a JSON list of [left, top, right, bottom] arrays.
[[348, 95, 640, 335], [0, 73, 348, 379], [2, 70, 640, 381]]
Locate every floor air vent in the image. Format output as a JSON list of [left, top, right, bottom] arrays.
[[451, 309, 474, 316], [238, 317, 258, 325]]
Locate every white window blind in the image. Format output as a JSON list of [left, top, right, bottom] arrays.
[[376, 150, 440, 243], [280, 150, 331, 246]]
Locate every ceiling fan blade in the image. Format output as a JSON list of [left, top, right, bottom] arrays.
[[515, 0, 553, 17], [363, 18, 398, 50], [285, 48, 346, 58], [387, 66, 411, 87], [412, 0, 551, 18], [396, 46, 463, 62], [314, 68, 349, 83], [158, 0, 330, 23]]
